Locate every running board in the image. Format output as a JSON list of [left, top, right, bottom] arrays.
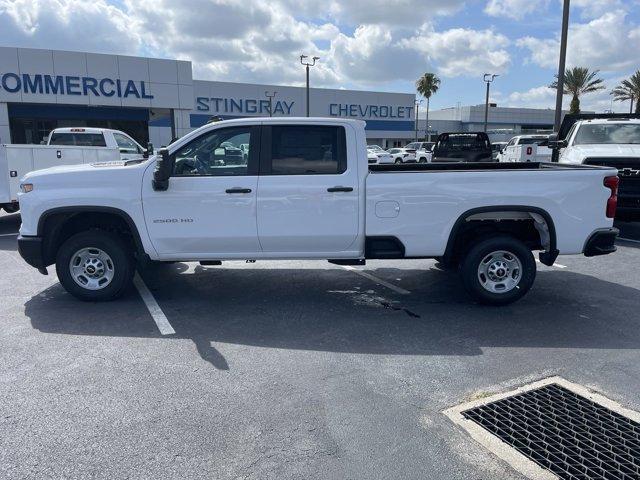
[[328, 259, 366, 266]]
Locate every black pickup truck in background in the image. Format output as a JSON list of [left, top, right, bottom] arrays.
[[432, 132, 493, 163]]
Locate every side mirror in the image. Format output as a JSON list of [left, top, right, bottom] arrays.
[[144, 142, 154, 158], [152, 148, 173, 191], [547, 133, 567, 150]]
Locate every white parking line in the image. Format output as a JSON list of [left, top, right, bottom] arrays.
[[133, 273, 175, 335], [0, 233, 18, 237], [341, 265, 410, 295], [618, 237, 640, 244], [536, 259, 567, 269]]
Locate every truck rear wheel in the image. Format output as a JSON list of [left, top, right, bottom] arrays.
[[460, 235, 536, 306], [56, 230, 134, 301]]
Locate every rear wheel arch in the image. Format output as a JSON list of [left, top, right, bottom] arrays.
[[38, 206, 145, 266], [443, 206, 557, 266]]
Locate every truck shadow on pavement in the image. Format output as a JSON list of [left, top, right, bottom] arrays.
[[24, 261, 640, 371]]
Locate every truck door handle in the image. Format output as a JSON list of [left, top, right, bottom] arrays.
[[225, 188, 252, 194], [327, 186, 353, 193]]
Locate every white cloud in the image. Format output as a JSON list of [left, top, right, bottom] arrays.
[[484, 0, 548, 20], [330, 25, 426, 83], [281, 0, 466, 26], [0, 0, 141, 54], [504, 77, 635, 113], [405, 26, 511, 77], [517, 10, 640, 72]]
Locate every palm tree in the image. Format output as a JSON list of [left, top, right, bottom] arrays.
[[549, 67, 606, 114], [415, 73, 441, 141], [611, 70, 640, 114]]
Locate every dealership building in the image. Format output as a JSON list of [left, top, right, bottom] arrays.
[[0, 47, 417, 149], [422, 104, 573, 143]]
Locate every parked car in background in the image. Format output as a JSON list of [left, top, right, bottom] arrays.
[[1, 128, 151, 213], [497, 135, 552, 163], [549, 114, 640, 219], [491, 142, 508, 160], [388, 147, 417, 164], [45, 128, 146, 161], [367, 148, 394, 165], [367, 145, 386, 153], [17, 117, 619, 306], [240, 143, 250, 161], [405, 141, 434, 163], [432, 132, 493, 162]]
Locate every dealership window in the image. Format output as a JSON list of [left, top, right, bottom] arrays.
[[268, 125, 346, 175], [7, 104, 151, 145], [172, 127, 252, 176]]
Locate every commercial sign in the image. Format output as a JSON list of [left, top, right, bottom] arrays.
[[0, 72, 154, 99]]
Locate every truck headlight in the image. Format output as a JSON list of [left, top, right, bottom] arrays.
[[20, 183, 34, 193]]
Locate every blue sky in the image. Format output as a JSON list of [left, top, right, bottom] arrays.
[[1, 0, 639, 113]]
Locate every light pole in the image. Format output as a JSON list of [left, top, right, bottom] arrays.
[[265, 91, 277, 117], [483, 74, 498, 133], [554, 0, 570, 132], [300, 55, 319, 117], [414, 99, 423, 142]]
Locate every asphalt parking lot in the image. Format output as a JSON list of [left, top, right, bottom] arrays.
[[1, 210, 639, 479]]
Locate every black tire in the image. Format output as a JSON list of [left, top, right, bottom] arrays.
[[459, 235, 536, 306], [395, 158, 402, 164], [56, 230, 134, 301]]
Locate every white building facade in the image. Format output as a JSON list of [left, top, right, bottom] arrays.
[[0, 47, 416, 149], [423, 105, 574, 142]]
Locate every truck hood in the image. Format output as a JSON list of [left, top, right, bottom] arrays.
[[22, 159, 152, 180]]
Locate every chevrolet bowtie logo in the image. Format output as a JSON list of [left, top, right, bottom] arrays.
[[620, 168, 640, 177]]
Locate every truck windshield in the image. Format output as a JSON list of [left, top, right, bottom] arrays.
[[574, 124, 640, 145]]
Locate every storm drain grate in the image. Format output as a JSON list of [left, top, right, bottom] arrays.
[[461, 383, 640, 479]]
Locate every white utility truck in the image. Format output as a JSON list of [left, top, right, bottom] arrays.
[[497, 135, 552, 163], [17, 118, 619, 305], [549, 114, 640, 219], [1, 128, 148, 213]]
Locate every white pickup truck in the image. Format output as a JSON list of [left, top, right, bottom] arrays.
[[549, 116, 640, 218], [1, 128, 149, 213], [497, 135, 552, 163], [17, 118, 619, 305], [44, 127, 147, 161]]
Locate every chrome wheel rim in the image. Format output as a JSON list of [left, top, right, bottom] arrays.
[[477, 250, 522, 294], [69, 247, 115, 290]]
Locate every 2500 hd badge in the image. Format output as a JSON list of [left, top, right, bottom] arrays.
[[153, 218, 194, 224]]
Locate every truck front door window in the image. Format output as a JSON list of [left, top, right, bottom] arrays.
[[173, 127, 252, 176], [113, 133, 141, 154]]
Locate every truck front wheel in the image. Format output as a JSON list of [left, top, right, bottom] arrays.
[[460, 235, 536, 306], [56, 230, 134, 301]]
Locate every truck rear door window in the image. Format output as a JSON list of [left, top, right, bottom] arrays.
[[48, 133, 75, 145], [266, 125, 347, 175]]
